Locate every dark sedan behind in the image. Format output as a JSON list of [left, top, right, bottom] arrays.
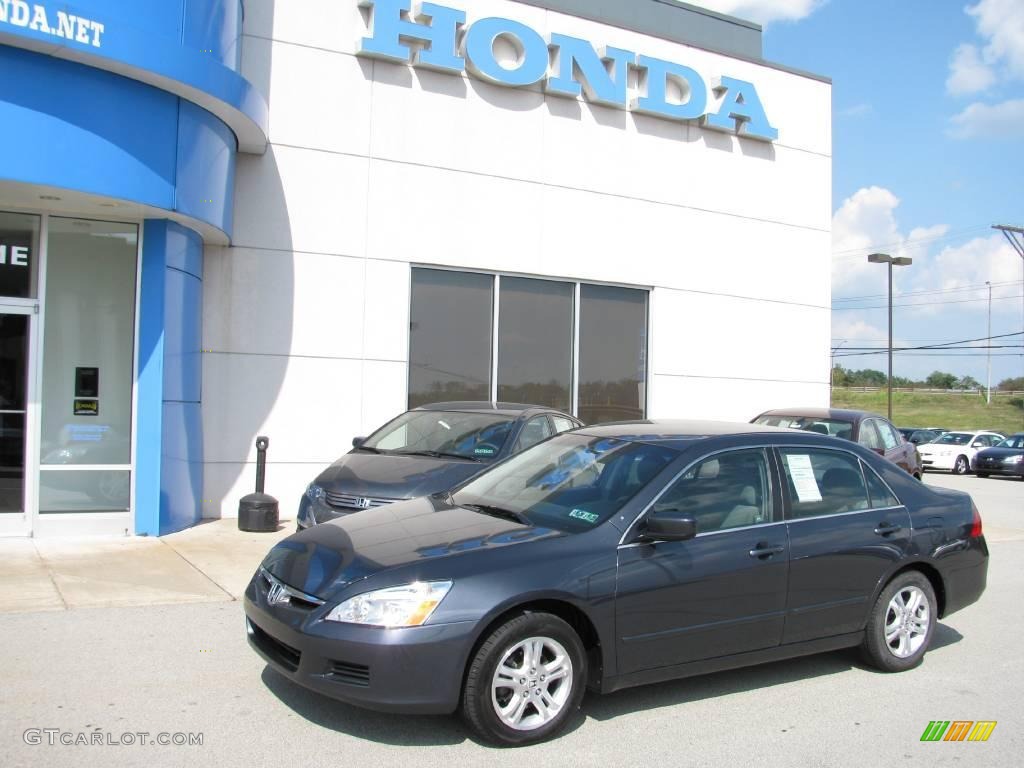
[[972, 433, 1024, 479]]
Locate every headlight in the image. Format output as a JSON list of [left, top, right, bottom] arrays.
[[325, 581, 453, 627], [305, 483, 325, 502], [1004, 455, 1023, 464]]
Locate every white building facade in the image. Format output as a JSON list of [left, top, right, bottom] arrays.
[[205, 0, 832, 520]]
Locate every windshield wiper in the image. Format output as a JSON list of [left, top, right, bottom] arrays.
[[354, 445, 384, 454], [461, 504, 530, 525], [395, 450, 482, 462]]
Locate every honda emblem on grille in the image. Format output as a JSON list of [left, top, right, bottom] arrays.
[[356, 497, 372, 509], [267, 582, 290, 605]]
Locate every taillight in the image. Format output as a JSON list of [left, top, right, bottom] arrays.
[[969, 502, 983, 538]]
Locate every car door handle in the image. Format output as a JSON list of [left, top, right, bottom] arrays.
[[749, 544, 785, 559], [874, 522, 903, 536]]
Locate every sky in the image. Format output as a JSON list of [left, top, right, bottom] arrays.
[[696, 0, 1024, 387]]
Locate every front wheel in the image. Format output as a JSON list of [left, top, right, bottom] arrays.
[[462, 612, 586, 746], [952, 455, 970, 474], [861, 571, 936, 672]]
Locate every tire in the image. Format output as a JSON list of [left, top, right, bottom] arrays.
[[952, 455, 969, 475], [462, 612, 586, 746], [861, 571, 937, 672], [977, 472, 989, 479]]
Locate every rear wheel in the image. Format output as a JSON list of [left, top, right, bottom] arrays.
[[952, 455, 969, 474], [861, 571, 936, 672], [462, 612, 586, 746]]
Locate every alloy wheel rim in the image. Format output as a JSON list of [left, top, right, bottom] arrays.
[[884, 586, 930, 658], [491, 636, 573, 731]]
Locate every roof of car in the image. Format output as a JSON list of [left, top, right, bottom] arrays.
[[415, 401, 572, 418], [756, 407, 881, 422], [577, 419, 793, 444]]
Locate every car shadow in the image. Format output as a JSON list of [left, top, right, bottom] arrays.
[[259, 624, 963, 744], [260, 667, 469, 746]]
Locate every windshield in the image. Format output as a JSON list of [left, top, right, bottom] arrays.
[[997, 435, 1024, 449], [363, 411, 514, 460], [934, 432, 972, 446], [753, 415, 854, 442], [910, 430, 939, 443], [453, 434, 679, 533]]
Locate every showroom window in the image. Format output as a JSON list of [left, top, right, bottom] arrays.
[[408, 268, 648, 421]]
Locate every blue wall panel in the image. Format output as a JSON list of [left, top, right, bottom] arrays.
[[137, 219, 204, 536], [176, 100, 237, 238], [0, 47, 236, 237], [0, 46, 178, 210]]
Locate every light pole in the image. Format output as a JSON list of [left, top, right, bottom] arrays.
[[986, 281, 992, 405], [993, 225, 1024, 386], [868, 253, 913, 421]]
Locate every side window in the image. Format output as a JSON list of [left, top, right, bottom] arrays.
[[653, 449, 771, 534], [514, 416, 553, 452], [878, 421, 900, 450], [780, 449, 871, 519], [858, 420, 884, 451], [862, 461, 900, 508], [551, 416, 577, 434]]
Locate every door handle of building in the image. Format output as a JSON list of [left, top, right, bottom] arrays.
[[749, 544, 784, 558], [874, 522, 902, 536]]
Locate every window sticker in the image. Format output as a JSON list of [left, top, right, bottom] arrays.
[[785, 454, 823, 502], [568, 509, 599, 524], [474, 446, 496, 456]]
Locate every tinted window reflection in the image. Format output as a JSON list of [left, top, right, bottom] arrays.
[[497, 278, 573, 411], [409, 269, 493, 408], [579, 285, 647, 424]]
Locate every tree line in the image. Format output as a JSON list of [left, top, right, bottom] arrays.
[[832, 367, 1024, 392]]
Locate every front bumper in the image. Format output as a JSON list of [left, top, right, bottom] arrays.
[[920, 453, 956, 470], [971, 458, 1024, 477], [243, 574, 478, 714]]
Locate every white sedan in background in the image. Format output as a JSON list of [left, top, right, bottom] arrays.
[[918, 430, 1006, 475]]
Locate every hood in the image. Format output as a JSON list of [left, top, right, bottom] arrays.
[[315, 451, 487, 499], [261, 496, 563, 599]]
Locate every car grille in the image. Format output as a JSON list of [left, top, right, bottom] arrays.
[[324, 492, 401, 511], [248, 620, 301, 672], [327, 660, 371, 687]]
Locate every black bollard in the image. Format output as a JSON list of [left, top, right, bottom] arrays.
[[237, 435, 280, 532]]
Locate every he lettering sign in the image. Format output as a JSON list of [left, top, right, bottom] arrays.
[[0, 0, 105, 48], [358, 0, 778, 142], [0, 244, 29, 267]]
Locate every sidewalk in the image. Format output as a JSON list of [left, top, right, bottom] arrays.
[[0, 519, 293, 614]]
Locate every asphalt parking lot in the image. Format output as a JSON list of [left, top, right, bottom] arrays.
[[1, 472, 1021, 768]]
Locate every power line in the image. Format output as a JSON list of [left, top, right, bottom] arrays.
[[832, 293, 1024, 311], [833, 279, 1020, 303], [831, 224, 995, 261]]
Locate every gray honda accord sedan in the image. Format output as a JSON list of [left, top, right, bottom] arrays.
[[244, 420, 988, 745]]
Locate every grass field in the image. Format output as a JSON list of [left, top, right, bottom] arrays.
[[830, 389, 1024, 435]]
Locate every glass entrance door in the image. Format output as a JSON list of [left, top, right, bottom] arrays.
[[0, 312, 30, 524]]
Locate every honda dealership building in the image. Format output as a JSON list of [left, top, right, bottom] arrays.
[[0, 0, 831, 537]]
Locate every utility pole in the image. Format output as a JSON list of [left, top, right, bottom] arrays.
[[993, 225, 1024, 388], [868, 253, 913, 421], [986, 281, 992, 405]]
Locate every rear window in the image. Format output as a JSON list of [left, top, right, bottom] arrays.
[[753, 415, 854, 442], [933, 432, 972, 446]]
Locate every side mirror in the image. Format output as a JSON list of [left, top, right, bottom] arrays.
[[972, 441, 984, 448], [643, 511, 697, 542], [873, 447, 885, 456], [352, 436, 367, 448]]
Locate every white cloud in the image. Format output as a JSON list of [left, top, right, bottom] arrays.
[[948, 98, 1024, 139], [931, 235, 1023, 297], [838, 102, 873, 118], [946, 43, 996, 95], [832, 187, 908, 294], [689, 0, 824, 25], [967, 0, 1024, 81]]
